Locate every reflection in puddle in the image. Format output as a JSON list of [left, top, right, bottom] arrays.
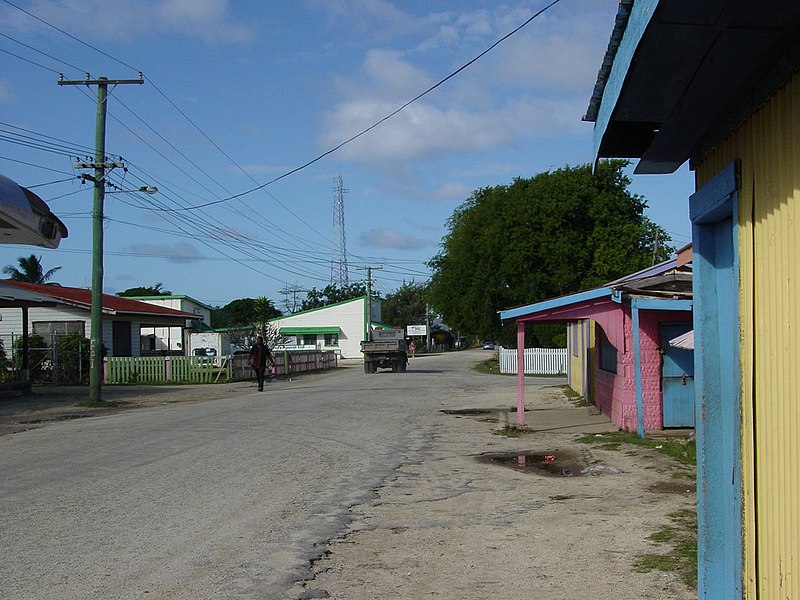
[[477, 450, 586, 477]]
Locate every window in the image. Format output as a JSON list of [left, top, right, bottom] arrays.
[[33, 321, 85, 339], [324, 333, 339, 347], [302, 334, 317, 346], [570, 323, 579, 357], [598, 327, 617, 374]]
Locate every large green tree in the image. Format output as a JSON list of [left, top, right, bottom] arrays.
[[381, 281, 428, 331], [211, 297, 281, 329], [117, 282, 172, 297], [2, 254, 60, 284], [301, 282, 376, 311], [427, 160, 671, 346]]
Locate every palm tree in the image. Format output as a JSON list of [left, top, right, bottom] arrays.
[[2, 254, 61, 284]]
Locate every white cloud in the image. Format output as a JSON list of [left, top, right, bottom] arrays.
[[358, 227, 430, 250], [128, 241, 202, 263], [4, 0, 252, 44], [0, 80, 13, 103], [306, 0, 423, 42], [322, 97, 513, 163], [433, 182, 472, 201], [319, 3, 610, 165]]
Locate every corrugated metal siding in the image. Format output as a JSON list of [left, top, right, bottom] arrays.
[[697, 69, 800, 600]]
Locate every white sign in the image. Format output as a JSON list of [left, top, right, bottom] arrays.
[[407, 325, 427, 336]]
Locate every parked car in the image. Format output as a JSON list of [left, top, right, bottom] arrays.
[[482, 340, 495, 350]]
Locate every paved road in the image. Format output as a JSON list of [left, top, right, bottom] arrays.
[[0, 350, 508, 599]]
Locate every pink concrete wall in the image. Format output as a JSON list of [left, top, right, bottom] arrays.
[[592, 311, 692, 431], [520, 298, 691, 432]]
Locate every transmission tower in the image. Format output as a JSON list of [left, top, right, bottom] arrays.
[[280, 284, 308, 314], [330, 175, 349, 287]]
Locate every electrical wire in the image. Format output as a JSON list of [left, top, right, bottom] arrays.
[[0, 45, 59, 74], [1, 0, 140, 74], [103, 0, 565, 212], [0, 31, 86, 73], [0, 155, 75, 175]]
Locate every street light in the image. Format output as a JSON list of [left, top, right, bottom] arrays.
[[106, 185, 158, 194]]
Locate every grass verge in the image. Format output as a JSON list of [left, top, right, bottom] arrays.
[[473, 354, 500, 374], [634, 509, 697, 588], [575, 430, 696, 468], [577, 430, 697, 590]]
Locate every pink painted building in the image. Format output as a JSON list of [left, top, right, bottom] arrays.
[[500, 257, 693, 434]]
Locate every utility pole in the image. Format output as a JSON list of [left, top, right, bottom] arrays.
[[59, 74, 143, 403], [651, 229, 660, 266], [426, 303, 432, 351], [356, 265, 382, 340]]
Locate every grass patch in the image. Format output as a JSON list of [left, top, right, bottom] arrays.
[[473, 354, 500, 374], [563, 385, 590, 407], [578, 431, 697, 589], [491, 425, 532, 438], [575, 431, 696, 467], [634, 509, 697, 589]]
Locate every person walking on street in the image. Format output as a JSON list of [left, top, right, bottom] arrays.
[[408, 340, 416, 358], [249, 335, 273, 392]]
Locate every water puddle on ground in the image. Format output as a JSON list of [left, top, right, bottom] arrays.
[[476, 449, 587, 477], [441, 408, 500, 417]]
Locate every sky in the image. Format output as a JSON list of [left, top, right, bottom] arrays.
[[0, 0, 695, 311]]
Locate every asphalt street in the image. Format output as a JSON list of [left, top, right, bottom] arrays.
[[0, 350, 509, 599]]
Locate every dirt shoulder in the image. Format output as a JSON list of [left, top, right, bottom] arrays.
[[0, 381, 250, 436], [292, 383, 696, 600]]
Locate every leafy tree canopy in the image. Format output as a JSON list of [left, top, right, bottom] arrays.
[[301, 282, 377, 311], [117, 282, 172, 297], [211, 297, 281, 329], [381, 281, 428, 332], [2, 254, 61, 284], [427, 160, 672, 347]]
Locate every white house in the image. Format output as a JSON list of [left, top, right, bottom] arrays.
[[127, 294, 214, 354], [0, 281, 200, 357], [269, 296, 382, 359]]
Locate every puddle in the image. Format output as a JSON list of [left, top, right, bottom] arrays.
[[19, 414, 90, 424], [476, 449, 587, 477], [441, 408, 500, 416]]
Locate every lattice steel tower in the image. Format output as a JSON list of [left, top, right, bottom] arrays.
[[330, 175, 349, 286]]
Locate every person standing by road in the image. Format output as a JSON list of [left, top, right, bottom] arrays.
[[408, 340, 416, 358], [249, 335, 274, 392]]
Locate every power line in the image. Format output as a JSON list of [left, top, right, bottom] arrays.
[[129, 0, 564, 211], [0, 45, 59, 73], [1, 0, 140, 74], [0, 155, 75, 175], [0, 30, 86, 74]]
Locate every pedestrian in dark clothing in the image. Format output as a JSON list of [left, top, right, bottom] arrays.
[[249, 335, 273, 392]]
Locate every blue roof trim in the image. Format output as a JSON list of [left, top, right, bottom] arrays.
[[592, 0, 660, 163], [630, 297, 693, 311], [500, 287, 612, 321]]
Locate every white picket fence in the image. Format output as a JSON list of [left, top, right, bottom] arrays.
[[498, 346, 567, 375]]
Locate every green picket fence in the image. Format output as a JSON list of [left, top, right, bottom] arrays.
[[105, 355, 216, 384]]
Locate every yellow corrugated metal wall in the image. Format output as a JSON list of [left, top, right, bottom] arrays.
[[567, 320, 594, 398], [697, 69, 800, 600]]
